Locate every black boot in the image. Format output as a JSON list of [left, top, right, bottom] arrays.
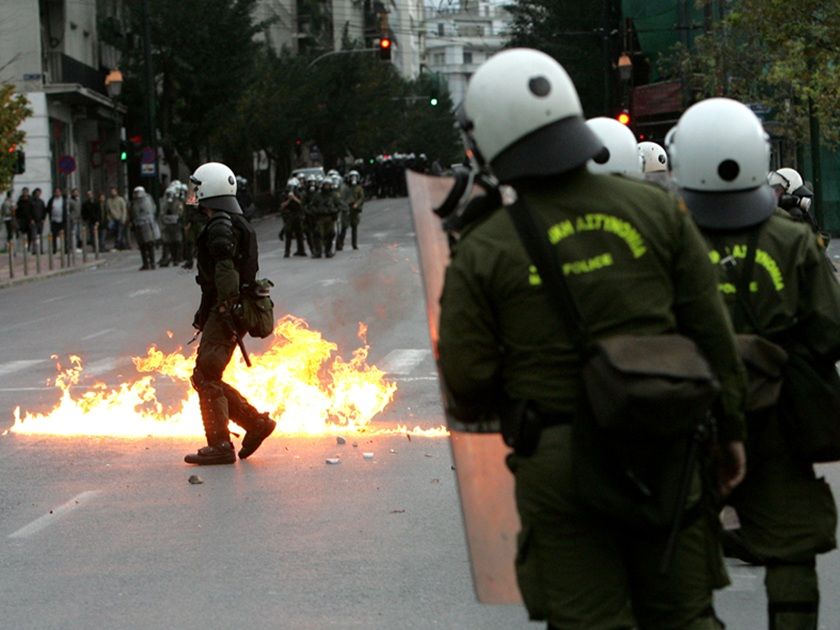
[[139, 245, 150, 270], [185, 395, 236, 465], [239, 413, 277, 460], [351, 226, 358, 250], [184, 442, 235, 465]]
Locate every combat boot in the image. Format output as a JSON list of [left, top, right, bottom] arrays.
[[184, 441, 236, 465], [351, 226, 358, 250], [239, 413, 277, 460], [186, 394, 235, 465]]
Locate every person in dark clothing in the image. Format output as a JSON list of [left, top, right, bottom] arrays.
[[29, 188, 46, 254], [184, 161, 276, 465]]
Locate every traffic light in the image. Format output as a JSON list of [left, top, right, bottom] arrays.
[[8, 144, 25, 174], [616, 110, 631, 126], [120, 141, 129, 162], [430, 97, 439, 107], [378, 36, 392, 61]]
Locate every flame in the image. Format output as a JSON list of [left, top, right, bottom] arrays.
[[6, 315, 447, 439]]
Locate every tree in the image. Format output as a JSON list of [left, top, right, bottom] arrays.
[[0, 84, 32, 191], [505, 0, 623, 117], [103, 0, 267, 176], [660, 0, 840, 149]]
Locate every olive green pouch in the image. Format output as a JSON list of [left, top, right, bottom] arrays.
[[240, 278, 275, 339]]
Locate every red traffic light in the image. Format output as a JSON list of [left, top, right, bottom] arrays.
[[617, 111, 631, 126], [379, 37, 392, 49]]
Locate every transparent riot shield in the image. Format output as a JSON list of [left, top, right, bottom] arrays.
[[406, 170, 521, 604]]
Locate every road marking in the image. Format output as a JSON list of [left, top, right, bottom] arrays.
[[82, 328, 115, 341], [392, 376, 438, 382], [0, 314, 61, 334], [83, 357, 119, 377], [378, 349, 431, 375], [41, 295, 67, 304], [128, 288, 161, 298], [371, 232, 388, 239], [318, 278, 346, 287], [0, 360, 48, 378], [725, 568, 761, 592], [8, 490, 101, 539]]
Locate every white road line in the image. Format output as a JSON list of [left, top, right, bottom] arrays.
[[0, 314, 61, 334], [371, 232, 388, 239], [128, 288, 161, 298], [318, 278, 346, 287], [8, 490, 101, 540], [83, 357, 119, 377], [0, 360, 48, 378], [392, 376, 438, 382], [81, 328, 115, 341], [725, 568, 761, 592], [41, 295, 67, 304], [378, 349, 431, 375]]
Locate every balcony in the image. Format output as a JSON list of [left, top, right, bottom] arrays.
[[45, 52, 106, 95]]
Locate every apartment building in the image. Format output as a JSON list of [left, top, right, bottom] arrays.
[[0, 0, 126, 196]]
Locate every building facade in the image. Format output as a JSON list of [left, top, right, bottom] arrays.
[[423, 0, 510, 106], [0, 0, 125, 198]]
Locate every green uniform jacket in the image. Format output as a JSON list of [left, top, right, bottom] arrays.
[[702, 209, 840, 358], [350, 185, 364, 212], [438, 169, 747, 442], [312, 190, 337, 217]]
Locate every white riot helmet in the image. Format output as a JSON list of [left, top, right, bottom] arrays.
[[585, 117, 644, 178], [133, 186, 146, 198], [667, 97, 774, 229], [638, 141, 668, 173], [768, 167, 812, 197], [346, 170, 360, 185], [286, 177, 300, 191], [189, 161, 241, 214], [461, 48, 603, 182]]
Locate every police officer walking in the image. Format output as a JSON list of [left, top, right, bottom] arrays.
[[669, 98, 840, 630], [185, 162, 276, 465], [437, 49, 747, 629]]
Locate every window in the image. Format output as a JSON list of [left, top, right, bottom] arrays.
[[463, 51, 473, 65], [433, 52, 446, 66], [438, 23, 444, 36]]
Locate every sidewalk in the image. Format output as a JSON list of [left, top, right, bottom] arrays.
[[0, 238, 113, 289]]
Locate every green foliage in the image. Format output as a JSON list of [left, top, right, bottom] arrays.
[[0, 84, 32, 191], [105, 3, 460, 185], [505, 0, 622, 116], [660, 0, 840, 145], [103, 0, 266, 173]]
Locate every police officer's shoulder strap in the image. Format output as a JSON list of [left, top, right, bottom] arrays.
[[506, 198, 590, 352], [711, 227, 763, 335]]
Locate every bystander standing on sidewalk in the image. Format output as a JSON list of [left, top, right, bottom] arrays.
[[106, 186, 128, 250], [68, 188, 82, 251], [46, 187, 67, 254], [30, 188, 46, 254], [16, 188, 32, 253], [1, 191, 14, 251]]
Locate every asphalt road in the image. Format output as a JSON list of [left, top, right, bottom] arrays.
[[0, 199, 838, 629]]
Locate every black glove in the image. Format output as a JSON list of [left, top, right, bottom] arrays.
[[192, 308, 206, 332]]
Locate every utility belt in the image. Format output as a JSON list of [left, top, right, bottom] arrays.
[[501, 400, 572, 457]]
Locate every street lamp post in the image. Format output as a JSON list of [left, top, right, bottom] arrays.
[[105, 69, 124, 196]]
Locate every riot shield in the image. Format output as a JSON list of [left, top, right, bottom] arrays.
[[406, 170, 521, 604]]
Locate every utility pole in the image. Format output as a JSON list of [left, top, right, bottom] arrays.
[[808, 97, 824, 226], [141, 0, 160, 205], [601, 0, 611, 114]]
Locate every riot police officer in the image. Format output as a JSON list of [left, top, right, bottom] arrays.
[[279, 177, 306, 258], [669, 98, 840, 630], [185, 162, 275, 465], [436, 48, 747, 629]]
